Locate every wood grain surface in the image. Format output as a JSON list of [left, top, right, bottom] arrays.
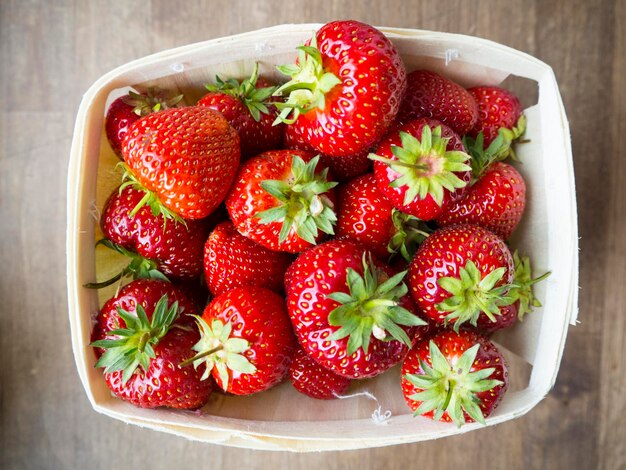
[[1, 0, 624, 469]]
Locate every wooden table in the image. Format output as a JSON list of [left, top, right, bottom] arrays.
[[1, 1, 624, 468]]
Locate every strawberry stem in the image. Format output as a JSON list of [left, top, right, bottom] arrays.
[[179, 345, 223, 368]]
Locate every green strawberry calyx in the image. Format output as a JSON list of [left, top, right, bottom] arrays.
[[91, 295, 181, 384], [508, 251, 550, 320], [122, 87, 184, 117], [404, 340, 503, 427], [436, 260, 516, 330], [255, 154, 338, 245], [327, 254, 426, 356], [181, 317, 256, 390], [369, 126, 471, 207], [273, 35, 342, 124], [205, 62, 278, 122], [387, 209, 432, 262], [83, 239, 169, 289]]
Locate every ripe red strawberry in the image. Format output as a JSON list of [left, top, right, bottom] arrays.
[[401, 329, 508, 426], [408, 225, 517, 331], [289, 348, 351, 399], [286, 239, 428, 379], [371, 118, 472, 221], [336, 173, 431, 261], [397, 70, 478, 135], [283, 123, 371, 182], [467, 86, 525, 148], [204, 221, 293, 297], [184, 287, 297, 395], [121, 106, 240, 220], [198, 64, 284, 159], [91, 281, 212, 409], [105, 88, 183, 157], [85, 185, 209, 288], [275, 20, 406, 157], [436, 162, 526, 240], [226, 149, 338, 253]]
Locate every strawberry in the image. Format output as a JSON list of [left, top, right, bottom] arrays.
[[183, 287, 297, 395], [286, 239, 427, 379], [121, 106, 240, 221], [275, 20, 406, 157], [467, 86, 525, 149], [226, 149, 338, 253], [370, 118, 472, 221], [91, 280, 212, 409], [204, 221, 293, 297], [289, 347, 351, 400], [401, 329, 508, 426], [85, 185, 209, 288], [283, 123, 371, 182], [198, 63, 284, 159], [408, 225, 517, 331], [336, 173, 430, 261], [105, 88, 183, 157], [397, 70, 478, 135]]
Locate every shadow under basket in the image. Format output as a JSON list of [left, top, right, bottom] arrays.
[[67, 24, 579, 452]]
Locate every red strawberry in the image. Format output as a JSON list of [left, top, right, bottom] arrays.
[[204, 221, 293, 297], [397, 70, 478, 135], [467, 86, 525, 148], [286, 239, 427, 379], [226, 149, 338, 253], [184, 287, 297, 395], [436, 162, 526, 240], [371, 118, 472, 221], [121, 106, 240, 220], [275, 20, 406, 157], [336, 173, 431, 261], [289, 347, 351, 400], [85, 185, 209, 288], [408, 225, 517, 331], [91, 281, 212, 409], [198, 64, 284, 159], [401, 329, 508, 426], [105, 88, 183, 157], [283, 123, 371, 182]]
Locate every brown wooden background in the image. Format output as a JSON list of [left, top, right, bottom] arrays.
[[1, 1, 624, 469]]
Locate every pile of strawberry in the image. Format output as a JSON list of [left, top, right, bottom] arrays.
[[89, 20, 547, 427]]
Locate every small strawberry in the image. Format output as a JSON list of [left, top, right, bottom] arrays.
[[226, 150, 338, 253], [336, 173, 431, 261], [85, 185, 209, 288], [91, 281, 212, 409], [183, 287, 297, 395], [401, 329, 508, 426], [274, 20, 406, 157], [283, 123, 371, 182], [198, 63, 284, 159], [121, 106, 240, 221], [105, 87, 183, 157], [286, 239, 427, 379], [408, 225, 517, 331], [289, 347, 351, 400], [204, 221, 293, 297], [467, 86, 526, 149], [370, 118, 472, 221], [397, 70, 478, 135]]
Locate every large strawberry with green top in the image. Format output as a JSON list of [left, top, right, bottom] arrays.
[[370, 118, 472, 221], [226, 149, 338, 253], [401, 329, 508, 426], [184, 287, 297, 395], [408, 225, 517, 331], [274, 20, 406, 157], [286, 239, 428, 379], [121, 106, 240, 221]]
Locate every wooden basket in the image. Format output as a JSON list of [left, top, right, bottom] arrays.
[[66, 24, 578, 452]]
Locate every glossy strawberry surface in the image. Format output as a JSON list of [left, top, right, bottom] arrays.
[[105, 96, 140, 157], [289, 347, 351, 399], [468, 86, 523, 146]]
